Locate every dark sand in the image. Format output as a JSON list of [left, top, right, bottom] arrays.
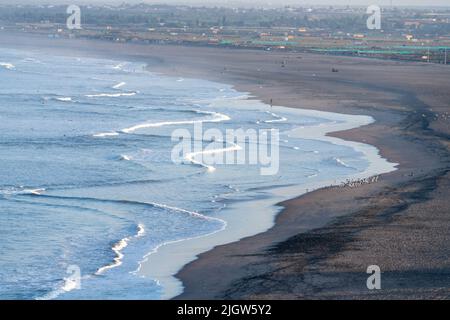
[[2, 33, 449, 299]]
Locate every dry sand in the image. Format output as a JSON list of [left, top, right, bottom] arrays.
[[2, 33, 449, 299]]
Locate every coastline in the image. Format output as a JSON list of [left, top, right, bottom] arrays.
[[136, 102, 397, 299], [1, 33, 449, 299], [132, 41, 450, 299]]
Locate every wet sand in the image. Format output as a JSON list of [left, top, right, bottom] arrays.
[[1, 33, 449, 299]]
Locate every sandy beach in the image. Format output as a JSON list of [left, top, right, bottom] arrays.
[[1, 33, 449, 299], [156, 45, 450, 299]]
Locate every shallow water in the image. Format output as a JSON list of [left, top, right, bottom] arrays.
[[0, 48, 375, 299]]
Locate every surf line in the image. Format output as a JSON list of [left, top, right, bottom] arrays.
[[92, 110, 230, 137], [95, 223, 146, 275], [132, 203, 227, 275], [184, 141, 242, 172]]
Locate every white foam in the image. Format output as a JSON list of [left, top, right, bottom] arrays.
[[36, 284, 72, 300], [112, 63, 125, 70], [120, 111, 230, 134], [264, 111, 287, 123], [95, 239, 128, 275], [86, 92, 137, 98], [185, 142, 242, 173], [132, 206, 226, 275], [136, 224, 146, 238], [0, 62, 15, 70], [91, 110, 223, 137], [56, 97, 72, 102], [119, 155, 132, 161], [149, 201, 224, 223], [93, 132, 119, 138], [95, 223, 145, 275], [333, 157, 353, 169], [28, 188, 46, 195], [112, 82, 126, 89], [0, 187, 45, 196], [97, 199, 227, 277], [61, 277, 79, 292]]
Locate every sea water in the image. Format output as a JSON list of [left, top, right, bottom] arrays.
[[0, 48, 393, 299]]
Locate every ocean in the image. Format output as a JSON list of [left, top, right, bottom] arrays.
[[0, 47, 396, 299]]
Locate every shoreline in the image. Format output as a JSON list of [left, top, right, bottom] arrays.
[[137, 101, 397, 299], [1, 33, 449, 299], [134, 42, 449, 299]]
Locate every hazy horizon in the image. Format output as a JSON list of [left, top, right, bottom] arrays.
[[1, 0, 449, 8]]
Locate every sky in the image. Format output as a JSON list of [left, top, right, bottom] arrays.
[[1, 0, 448, 7]]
